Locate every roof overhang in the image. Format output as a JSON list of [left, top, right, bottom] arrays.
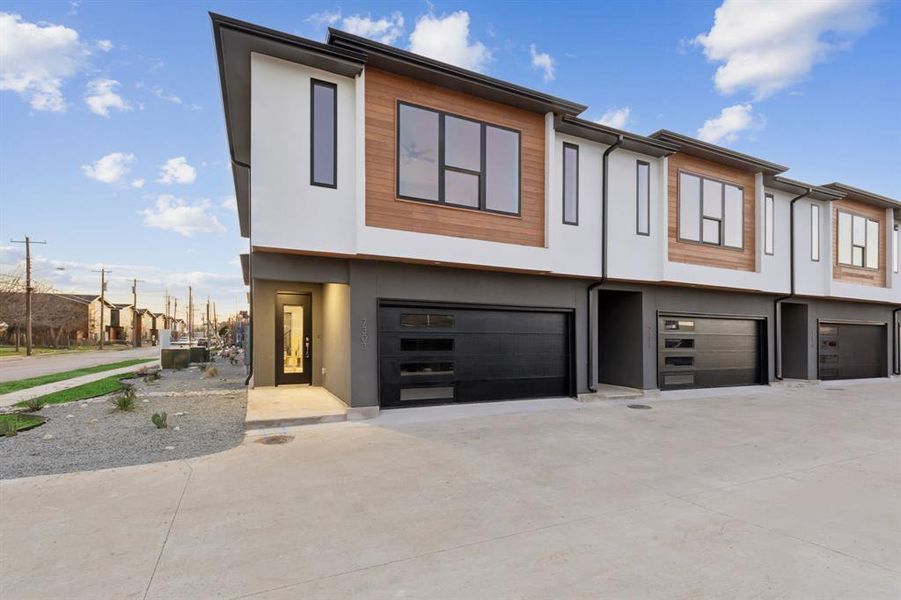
[[650, 130, 787, 175], [240, 253, 250, 285], [822, 182, 901, 209], [211, 13, 366, 238], [555, 115, 679, 157], [327, 28, 587, 116], [764, 176, 846, 202]]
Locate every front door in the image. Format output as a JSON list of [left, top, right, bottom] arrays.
[[275, 293, 312, 385]]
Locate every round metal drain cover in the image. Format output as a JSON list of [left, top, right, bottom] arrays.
[[627, 404, 652, 410], [256, 435, 294, 445]]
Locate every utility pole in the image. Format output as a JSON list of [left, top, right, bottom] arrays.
[[131, 278, 145, 348], [173, 297, 178, 339], [206, 297, 211, 341], [188, 286, 193, 345], [92, 267, 110, 350], [10, 236, 47, 356]]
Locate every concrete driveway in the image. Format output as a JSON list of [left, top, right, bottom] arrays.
[[2, 380, 899, 599], [0, 347, 159, 382]]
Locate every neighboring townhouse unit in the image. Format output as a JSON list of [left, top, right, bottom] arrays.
[[212, 14, 900, 413]]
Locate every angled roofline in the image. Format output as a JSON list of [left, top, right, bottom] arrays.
[[327, 27, 588, 116], [650, 129, 788, 175], [822, 182, 901, 209], [764, 175, 846, 202], [555, 115, 679, 157]]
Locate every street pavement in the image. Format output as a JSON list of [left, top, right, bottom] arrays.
[[1, 378, 898, 599], [0, 347, 158, 383]]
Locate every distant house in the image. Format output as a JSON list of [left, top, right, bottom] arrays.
[[0, 292, 112, 347], [109, 303, 133, 343]]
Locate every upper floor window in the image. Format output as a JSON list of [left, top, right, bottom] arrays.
[[310, 79, 337, 188], [764, 194, 774, 255], [397, 102, 521, 215], [837, 211, 878, 269], [678, 172, 743, 249], [894, 224, 899, 273], [810, 204, 820, 261], [563, 143, 578, 225], [636, 161, 650, 235]]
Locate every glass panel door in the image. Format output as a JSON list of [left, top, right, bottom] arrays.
[[275, 293, 312, 384], [283, 304, 304, 374]]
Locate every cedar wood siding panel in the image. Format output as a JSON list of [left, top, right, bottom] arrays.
[[832, 198, 887, 287], [667, 152, 757, 272], [365, 68, 545, 247]]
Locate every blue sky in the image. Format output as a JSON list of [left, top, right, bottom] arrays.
[[1, 0, 899, 316]]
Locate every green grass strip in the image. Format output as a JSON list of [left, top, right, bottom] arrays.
[[15, 373, 136, 407], [0, 413, 45, 433], [0, 358, 155, 395]]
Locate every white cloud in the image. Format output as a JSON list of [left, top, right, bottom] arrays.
[[81, 152, 135, 183], [152, 85, 181, 104], [141, 195, 225, 237], [697, 103, 756, 144], [97, 39, 113, 52], [529, 44, 555, 82], [694, 0, 877, 99], [130, 178, 145, 188], [84, 78, 132, 117], [157, 157, 196, 185], [343, 12, 404, 44], [307, 10, 342, 27], [595, 107, 632, 129], [0, 12, 88, 112], [409, 11, 491, 72], [220, 196, 237, 212]]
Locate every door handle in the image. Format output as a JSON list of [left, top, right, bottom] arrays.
[[305, 337, 311, 359]]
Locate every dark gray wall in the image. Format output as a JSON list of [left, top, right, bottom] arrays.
[[597, 290, 644, 388], [347, 260, 589, 407], [781, 302, 808, 379]]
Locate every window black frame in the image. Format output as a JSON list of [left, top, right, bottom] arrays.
[[837, 209, 879, 270], [676, 169, 744, 251], [395, 100, 522, 216], [636, 160, 650, 236], [562, 142, 579, 225], [810, 203, 820, 262], [764, 193, 774, 255], [310, 79, 338, 189]]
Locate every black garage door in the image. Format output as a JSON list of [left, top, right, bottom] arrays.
[[379, 302, 572, 408], [658, 315, 764, 390], [818, 322, 886, 380]]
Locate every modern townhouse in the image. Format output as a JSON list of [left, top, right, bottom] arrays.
[[213, 14, 900, 414]]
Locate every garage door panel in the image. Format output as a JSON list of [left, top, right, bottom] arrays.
[[818, 323, 885, 380], [380, 303, 572, 407], [659, 315, 763, 390]]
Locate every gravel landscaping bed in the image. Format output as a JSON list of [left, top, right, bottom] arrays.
[[0, 360, 247, 480]]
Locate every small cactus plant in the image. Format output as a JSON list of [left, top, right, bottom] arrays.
[[151, 412, 168, 429]]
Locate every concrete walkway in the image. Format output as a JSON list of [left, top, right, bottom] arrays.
[[2, 379, 899, 599], [0, 362, 159, 408]]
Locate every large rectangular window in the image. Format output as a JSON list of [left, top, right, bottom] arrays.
[[764, 194, 774, 255], [397, 102, 521, 215], [811, 204, 820, 261], [310, 79, 337, 188], [678, 171, 743, 249], [563, 143, 578, 225], [837, 210, 879, 269], [636, 160, 650, 235]]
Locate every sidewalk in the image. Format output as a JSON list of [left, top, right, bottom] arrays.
[[0, 361, 159, 408]]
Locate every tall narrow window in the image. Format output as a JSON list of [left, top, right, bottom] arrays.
[[894, 224, 899, 273], [636, 160, 650, 235], [810, 204, 820, 261], [764, 194, 774, 255], [563, 143, 578, 225], [310, 80, 337, 188]]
